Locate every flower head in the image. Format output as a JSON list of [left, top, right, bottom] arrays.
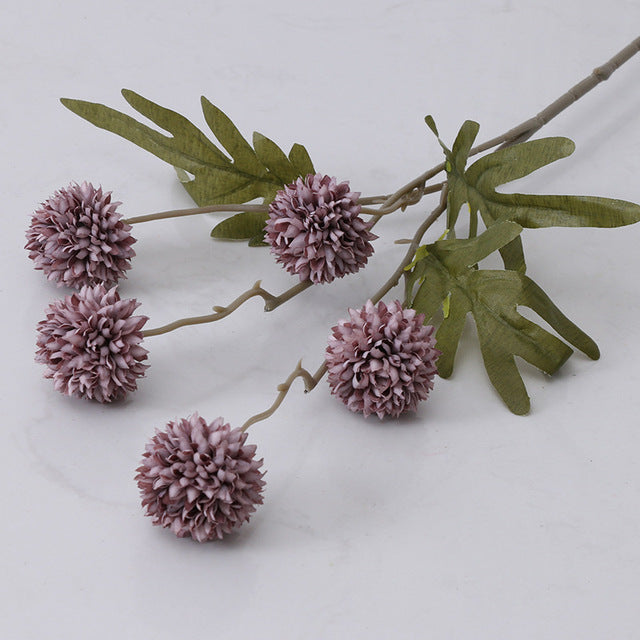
[[35, 284, 148, 402], [265, 173, 376, 284], [136, 414, 265, 542], [326, 299, 440, 418], [25, 182, 135, 288]]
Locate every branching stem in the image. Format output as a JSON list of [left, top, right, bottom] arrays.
[[236, 36, 640, 431], [142, 280, 312, 337], [376, 36, 640, 212], [360, 181, 446, 216], [369, 186, 449, 305], [139, 38, 640, 427], [240, 361, 327, 431]]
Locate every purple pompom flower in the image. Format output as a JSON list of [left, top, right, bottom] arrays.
[[35, 284, 148, 402], [25, 182, 135, 288], [136, 414, 266, 542], [265, 173, 377, 284], [326, 299, 440, 419]]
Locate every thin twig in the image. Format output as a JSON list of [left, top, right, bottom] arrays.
[[369, 186, 449, 306], [160, 38, 640, 429], [360, 181, 446, 216], [142, 280, 312, 337], [128, 39, 640, 231], [124, 203, 269, 225], [238, 191, 449, 432], [241, 360, 327, 431], [476, 35, 640, 151]]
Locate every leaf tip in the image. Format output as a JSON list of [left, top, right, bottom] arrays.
[[586, 341, 600, 361], [512, 402, 531, 416], [424, 115, 439, 136], [120, 88, 143, 108], [463, 120, 481, 137], [505, 391, 530, 415], [560, 136, 576, 157], [59, 97, 75, 110], [252, 131, 266, 145], [200, 95, 216, 112]]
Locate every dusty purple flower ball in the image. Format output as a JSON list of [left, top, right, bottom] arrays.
[[326, 299, 440, 419], [25, 182, 135, 289], [35, 285, 148, 402], [136, 414, 266, 542], [265, 173, 376, 284]]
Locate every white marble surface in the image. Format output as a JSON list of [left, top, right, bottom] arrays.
[[2, 1, 639, 638]]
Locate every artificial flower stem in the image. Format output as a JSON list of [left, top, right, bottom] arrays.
[[263, 280, 312, 311], [360, 181, 446, 216], [141, 280, 313, 337], [237, 195, 449, 431], [239, 193, 449, 431], [240, 360, 326, 432], [381, 36, 640, 212], [369, 186, 449, 306], [124, 203, 269, 225], [123, 185, 447, 226], [474, 35, 640, 153]]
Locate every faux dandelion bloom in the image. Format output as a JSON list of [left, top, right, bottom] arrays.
[[326, 299, 440, 419], [35, 284, 148, 402], [136, 414, 265, 542], [25, 182, 135, 288], [265, 173, 376, 284]]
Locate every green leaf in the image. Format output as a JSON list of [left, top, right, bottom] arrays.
[[252, 132, 300, 185], [427, 221, 523, 275], [200, 97, 265, 175], [433, 120, 640, 270], [248, 235, 269, 247], [288, 143, 315, 176], [427, 118, 525, 270], [405, 221, 521, 302], [407, 226, 598, 414], [60, 93, 228, 174], [424, 115, 439, 137], [61, 90, 315, 210], [210, 211, 269, 240], [464, 137, 640, 228]]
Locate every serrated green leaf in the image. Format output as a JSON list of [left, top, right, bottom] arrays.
[[438, 123, 640, 272], [429, 221, 522, 275], [253, 132, 299, 184], [61, 94, 227, 174], [405, 222, 520, 305], [288, 143, 315, 176], [210, 211, 268, 240], [200, 97, 265, 175], [406, 227, 598, 414], [61, 91, 315, 208], [463, 137, 640, 228], [430, 119, 526, 270]]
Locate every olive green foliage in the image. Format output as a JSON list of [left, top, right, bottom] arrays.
[[407, 119, 640, 413], [405, 223, 599, 414], [61, 91, 315, 244], [62, 94, 640, 413]]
